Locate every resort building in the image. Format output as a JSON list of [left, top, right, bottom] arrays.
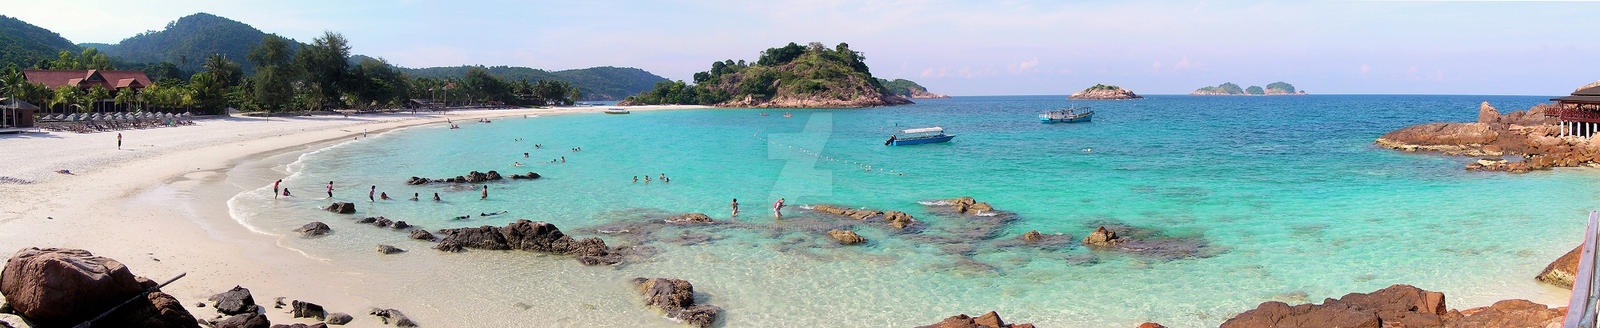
[[1550, 85, 1600, 138], [22, 69, 154, 113]]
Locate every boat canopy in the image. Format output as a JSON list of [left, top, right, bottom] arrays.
[[900, 127, 944, 134]]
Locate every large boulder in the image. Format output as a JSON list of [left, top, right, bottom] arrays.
[[1220, 284, 1449, 328], [884, 211, 916, 230], [0, 248, 197, 328], [1377, 122, 1497, 148], [291, 300, 326, 320], [296, 222, 331, 237], [212, 312, 270, 328], [325, 312, 353, 325], [324, 202, 355, 214], [434, 226, 511, 252], [1536, 245, 1581, 288], [509, 172, 541, 180], [408, 229, 436, 242], [1477, 102, 1502, 124], [916, 311, 1036, 328], [210, 285, 256, 315], [631, 278, 721, 328], [1444, 299, 1565, 327], [827, 229, 867, 245], [376, 245, 406, 255], [1082, 226, 1121, 247], [435, 220, 622, 265]]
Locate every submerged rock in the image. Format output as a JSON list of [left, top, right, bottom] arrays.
[[1082, 226, 1120, 247], [665, 213, 715, 224], [509, 172, 541, 180], [376, 245, 406, 255], [917, 311, 1036, 328], [827, 229, 867, 245], [408, 229, 437, 242], [631, 278, 722, 328], [296, 222, 331, 237], [1536, 245, 1581, 288], [324, 202, 355, 214], [0, 248, 198, 328]]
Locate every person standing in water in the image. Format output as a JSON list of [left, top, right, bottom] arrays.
[[731, 199, 740, 216], [433, 193, 441, 201], [481, 186, 488, 200], [326, 181, 334, 198], [369, 185, 376, 202], [633, 176, 639, 183], [773, 198, 785, 217], [273, 179, 281, 199], [281, 188, 291, 197], [410, 193, 419, 201]]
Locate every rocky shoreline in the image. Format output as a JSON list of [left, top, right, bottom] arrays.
[[713, 93, 914, 108], [1376, 100, 1599, 172]]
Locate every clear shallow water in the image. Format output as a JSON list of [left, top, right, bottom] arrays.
[[232, 95, 1597, 327]]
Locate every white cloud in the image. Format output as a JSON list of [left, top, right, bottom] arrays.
[[1173, 57, 1193, 71]]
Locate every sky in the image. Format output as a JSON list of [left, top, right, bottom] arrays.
[[4, 0, 1598, 95]]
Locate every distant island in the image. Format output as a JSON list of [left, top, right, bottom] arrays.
[[1068, 84, 1142, 100], [1191, 82, 1306, 95], [877, 78, 949, 99], [618, 42, 912, 108]]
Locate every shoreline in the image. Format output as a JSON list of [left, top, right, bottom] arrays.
[[0, 104, 709, 325], [0, 100, 1579, 326]]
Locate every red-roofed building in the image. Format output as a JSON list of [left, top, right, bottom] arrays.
[[23, 69, 153, 92]]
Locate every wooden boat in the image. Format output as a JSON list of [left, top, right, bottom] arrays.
[[885, 127, 955, 146], [603, 108, 630, 115], [1039, 107, 1092, 123]]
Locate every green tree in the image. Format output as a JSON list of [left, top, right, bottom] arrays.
[[295, 31, 351, 108], [50, 86, 79, 114], [114, 88, 134, 111], [246, 35, 296, 111], [202, 53, 243, 85]]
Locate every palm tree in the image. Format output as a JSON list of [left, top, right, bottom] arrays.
[[114, 90, 133, 112]]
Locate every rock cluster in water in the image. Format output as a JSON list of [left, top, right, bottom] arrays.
[[405, 170, 533, 185], [632, 277, 722, 328], [917, 311, 1035, 328], [1219, 284, 1565, 328], [324, 202, 355, 214], [1536, 245, 1581, 288], [0, 248, 199, 327], [1376, 100, 1600, 172], [434, 219, 628, 265], [1068, 84, 1142, 100]]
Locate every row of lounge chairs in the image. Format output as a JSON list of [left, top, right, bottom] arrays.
[[39, 116, 196, 134], [38, 112, 193, 122]]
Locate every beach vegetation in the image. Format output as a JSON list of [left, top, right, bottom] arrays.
[[622, 41, 898, 106]]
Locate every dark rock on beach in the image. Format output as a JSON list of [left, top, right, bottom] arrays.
[[0, 247, 198, 328], [356, 216, 377, 224], [391, 220, 410, 230], [325, 312, 353, 325], [210, 285, 257, 315], [631, 277, 722, 328], [214, 312, 270, 328], [292, 300, 327, 320], [369, 308, 417, 327], [372, 217, 394, 228], [376, 245, 406, 255], [296, 222, 331, 237], [917, 311, 1036, 328], [324, 202, 355, 214], [270, 323, 328, 328], [1536, 245, 1581, 288]]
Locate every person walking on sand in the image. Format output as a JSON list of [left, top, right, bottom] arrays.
[[326, 181, 334, 198], [116, 133, 122, 149], [273, 179, 281, 199], [773, 198, 786, 217], [731, 198, 740, 216], [481, 186, 488, 200], [369, 185, 376, 202]]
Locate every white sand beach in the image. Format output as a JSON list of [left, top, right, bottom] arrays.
[[0, 105, 707, 326]]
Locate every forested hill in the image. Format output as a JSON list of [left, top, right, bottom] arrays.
[[619, 42, 911, 108], [404, 66, 668, 101], [87, 13, 296, 74], [0, 15, 81, 68]]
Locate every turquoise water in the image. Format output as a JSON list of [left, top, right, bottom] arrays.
[[233, 95, 1598, 327]]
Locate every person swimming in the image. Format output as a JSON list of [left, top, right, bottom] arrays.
[[480, 211, 508, 217], [281, 188, 291, 197], [633, 176, 639, 183], [380, 192, 391, 200], [453, 215, 470, 220], [433, 193, 441, 201], [410, 193, 419, 201]]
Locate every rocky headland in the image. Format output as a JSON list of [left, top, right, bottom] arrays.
[[1375, 100, 1598, 172], [1216, 284, 1564, 328], [1068, 84, 1142, 100], [619, 42, 916, 108]]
